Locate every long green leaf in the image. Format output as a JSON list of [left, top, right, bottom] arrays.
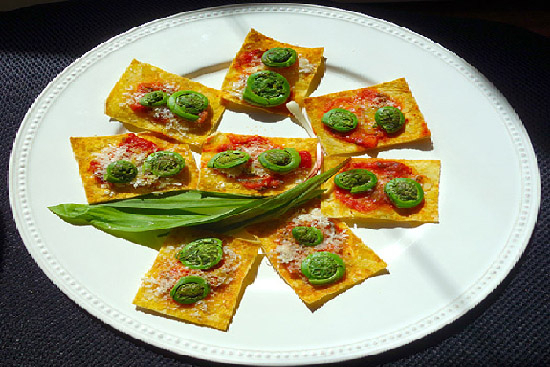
[[101, 190, 258, 210], [206, 158, 349, 230], [48, 158, 349, 236], [49, 206, 207, 232], [48, 190, 259, 226], [48, 197, 255, 231], [209, 188, 325, 233]]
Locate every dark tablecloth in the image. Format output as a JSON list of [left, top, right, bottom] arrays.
[[1, 1, 548, 366]]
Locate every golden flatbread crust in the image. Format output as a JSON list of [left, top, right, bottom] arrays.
[[321, 157, 440, 223], [221, 28, 324, 117], [133, 228, 260, 331], [248, 201, 386, 308], [303, 78, 431, 156], [105, 59, 225, 147], [70, 132, 198, 204], [198, 132, 318, 196]]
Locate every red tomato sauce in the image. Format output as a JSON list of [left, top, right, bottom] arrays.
[[168, 260, 190, 279], [240, 176, 284, 191], [334, 160, 415, 212], [234, 49, 264, 70], [120, 133, 159, 155], [88, 160, 102, 182], [166, 260, 192, 305], [88, 133, 159, 184], [219, 134, 273, 151], [321, 88, 404, 149], [298, 151, 312, 169]]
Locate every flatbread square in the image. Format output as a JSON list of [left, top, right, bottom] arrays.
[[321, 157, 440, 223], [303, 78, 431, 156], [221, 28, 324, 117], [105, 59, 225, 147], [70, 132, 198, 204], [248, 201, 387, 308], [133, 228, 260, 331], [198, 132, 318, 196]]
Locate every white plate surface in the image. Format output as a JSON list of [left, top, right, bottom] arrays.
[[9, 3, 540, 365]]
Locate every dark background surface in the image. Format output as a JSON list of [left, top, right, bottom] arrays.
[[1, 1, 549, 366]]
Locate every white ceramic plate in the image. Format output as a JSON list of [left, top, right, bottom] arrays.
[[9, 3, 540, 365]]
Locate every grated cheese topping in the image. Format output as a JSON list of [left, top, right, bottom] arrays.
[[228, 74, 249, 98], [90, 137, 183, 192], [298, 54, 315, 74]]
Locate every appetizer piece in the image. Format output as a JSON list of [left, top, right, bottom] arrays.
[[221, 28, 324, 117], [70, 132, 198, 204], [303, 78, 431, 156], [198, 133, 318, 195], [133, 229, 260, 331], [105, 59, 225, 147], [322, 157, 440, 223], [248, 201, 387, 308]]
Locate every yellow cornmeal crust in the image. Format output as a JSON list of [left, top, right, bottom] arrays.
[[105, 59, 225, 147], [321, 157, 441, 223], [221, 28, 324, 117], [248, 203, 387, 308], [70, 132, 198, 204], [133, 228, 260, 331], [303, 78, 431, 156], [198, 132, 318, 196]]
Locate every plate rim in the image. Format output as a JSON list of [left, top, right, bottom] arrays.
[[8, 3, 541, 365]]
